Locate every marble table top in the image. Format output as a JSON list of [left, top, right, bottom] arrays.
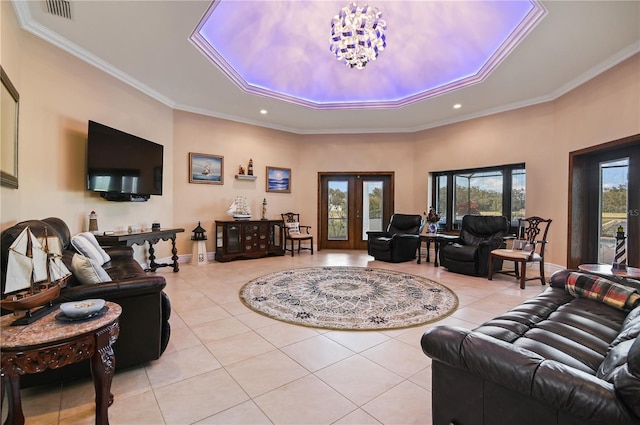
[[1, 301, 121, 349]]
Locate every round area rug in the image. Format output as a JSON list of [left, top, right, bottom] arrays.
[[239, 267, 458, 330]]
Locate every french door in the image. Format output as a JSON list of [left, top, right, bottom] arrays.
[[318, 173, 393, 250]]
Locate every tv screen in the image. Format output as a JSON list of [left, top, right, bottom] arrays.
[[87, 121, 163, 198]]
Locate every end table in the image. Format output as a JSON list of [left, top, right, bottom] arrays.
[[1, 302, 122, 425]]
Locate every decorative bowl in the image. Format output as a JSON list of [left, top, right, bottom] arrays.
[[60, 299, 105, 318]]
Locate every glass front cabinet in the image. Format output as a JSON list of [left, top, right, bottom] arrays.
[[215, 220, 284, 262]]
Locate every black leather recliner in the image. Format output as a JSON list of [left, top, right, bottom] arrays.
[[367, 213, 422, 263], [439, 215, 509, 276]]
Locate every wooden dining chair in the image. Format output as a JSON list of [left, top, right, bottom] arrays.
[[488, 216, 552, 289], [281, 212, 313, 256]]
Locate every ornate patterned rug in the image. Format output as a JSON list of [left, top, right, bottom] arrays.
[[239, 267, 458, 330]]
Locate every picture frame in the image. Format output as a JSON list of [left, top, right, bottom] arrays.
[[266, 166, 291, 193], [1, 66, 19, 189], [189, 153, 223, 184]]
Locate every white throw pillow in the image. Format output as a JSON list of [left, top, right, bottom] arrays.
[[71, 232, 111, 265], [71, 254, 112, 285], [286, 222, 301, 235]]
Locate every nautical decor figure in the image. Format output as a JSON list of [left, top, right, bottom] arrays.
[[191, 221, 208, 266], [89, 211, 99, 233], [613, 225, 627, 271], [262, 198, 268, 220]]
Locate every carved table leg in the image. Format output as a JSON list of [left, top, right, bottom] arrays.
[[2, 375, 24, 425], [171, 237, 179, 272], [90, 322, 119, 425], [148, 242, 158, 272]]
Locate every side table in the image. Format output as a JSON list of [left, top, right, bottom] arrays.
[[96, 228, 184, 272], [417, 234, 458, 267], [578, 264, 640, 280], [1, 302, 122, 425]]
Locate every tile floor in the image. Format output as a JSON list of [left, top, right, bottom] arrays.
[[3, 250, 547, 425]]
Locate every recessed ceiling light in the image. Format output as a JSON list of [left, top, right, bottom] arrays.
[[260, 109, 268, 115], [453, 104, 462, 109]]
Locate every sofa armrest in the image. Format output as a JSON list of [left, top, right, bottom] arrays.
[[103, 245, 134, 260], [367, 231, 390, 238], [422, 326, 545, 394], [57, 276, 166, 302], [533, 360, 637, 424]]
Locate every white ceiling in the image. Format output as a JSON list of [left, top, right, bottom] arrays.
[[12, 1, 640, 134]]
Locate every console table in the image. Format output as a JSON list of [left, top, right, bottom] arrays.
[[1, 302, 122, 425], [215, 220, 284, 262], [96, 228, 184, 272]]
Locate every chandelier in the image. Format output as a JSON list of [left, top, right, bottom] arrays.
[[330, 2, 387, 70]]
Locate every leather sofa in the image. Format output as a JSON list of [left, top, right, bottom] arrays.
[[1, 217, 171, 387], [439, 215, 509, 276], [421, 269, 640, 425], [367, 213, 421, 263]]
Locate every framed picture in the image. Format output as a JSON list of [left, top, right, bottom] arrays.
[[189, 153, 223, 184], [266, 166, 291, 193], [1, 66, 19, 189]]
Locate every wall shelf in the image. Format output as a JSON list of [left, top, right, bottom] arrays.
[[235, 174, 257, 181]]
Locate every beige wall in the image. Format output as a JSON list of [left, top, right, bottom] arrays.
[[1, 2, 175, 262], [2, 2, 639, 268]]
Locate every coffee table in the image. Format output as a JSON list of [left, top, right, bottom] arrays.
[[1, 302, 122, 425]]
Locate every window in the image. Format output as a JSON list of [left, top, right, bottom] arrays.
[[431, 163, 525, 231], [598, 158, 628, 264]]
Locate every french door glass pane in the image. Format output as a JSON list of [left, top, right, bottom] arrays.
[[511, 168, 526, 223], [363, 181, 383, 240], [453, 170, 503, 222], [328, 180, 348, 240], [598, 158, 628, 263]]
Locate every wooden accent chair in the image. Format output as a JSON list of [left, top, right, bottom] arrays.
[[281, 212, 313, 256], [488, 216, 552, 289]]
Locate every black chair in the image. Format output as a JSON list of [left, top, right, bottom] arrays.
[[367, 214, 422, 263], [439, 215, 509, 276]]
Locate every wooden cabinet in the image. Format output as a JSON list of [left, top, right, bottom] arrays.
[[215, 220, 284, 262]]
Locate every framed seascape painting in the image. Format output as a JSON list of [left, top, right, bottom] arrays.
[[266, 166, 291, 193], [189, 153, 223, 184]]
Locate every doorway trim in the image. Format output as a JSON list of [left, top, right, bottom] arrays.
[[317, 172, 394, 250]]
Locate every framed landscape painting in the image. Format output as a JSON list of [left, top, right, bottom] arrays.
[[266, 166, 291, 193], [189, 153, 223, 184]]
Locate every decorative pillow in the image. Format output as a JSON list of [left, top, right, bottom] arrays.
[[71, 232, 110, 265], [566, 272, 640, 311], [71, 254, 112, 285], [286, 222, 301, 235]]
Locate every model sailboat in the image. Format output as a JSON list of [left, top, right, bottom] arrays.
[[1, 226, 71, 313], [227, 196, 252, 220]]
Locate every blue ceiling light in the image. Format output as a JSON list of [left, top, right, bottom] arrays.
[[190, 1, 547, 110]]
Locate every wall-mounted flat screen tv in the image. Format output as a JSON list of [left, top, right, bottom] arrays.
[[87, 120, 163, 201]]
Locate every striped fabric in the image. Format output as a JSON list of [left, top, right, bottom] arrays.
[[71, 232, 111, 265], [566, 272, 640, 311]]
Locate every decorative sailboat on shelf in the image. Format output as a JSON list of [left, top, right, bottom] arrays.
[[1, 226, 71, 323], [227, 196, 252, 220]]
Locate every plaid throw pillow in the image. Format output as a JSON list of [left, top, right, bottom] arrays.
[[566, 272, 640, 310]]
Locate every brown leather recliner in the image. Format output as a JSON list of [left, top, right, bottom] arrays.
[[1, 217, 171, 387]]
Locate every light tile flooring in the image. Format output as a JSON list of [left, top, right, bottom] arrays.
[[3, 250, 547, 425]]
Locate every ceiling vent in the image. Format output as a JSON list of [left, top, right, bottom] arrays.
[[45, 0, 71, 20]]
